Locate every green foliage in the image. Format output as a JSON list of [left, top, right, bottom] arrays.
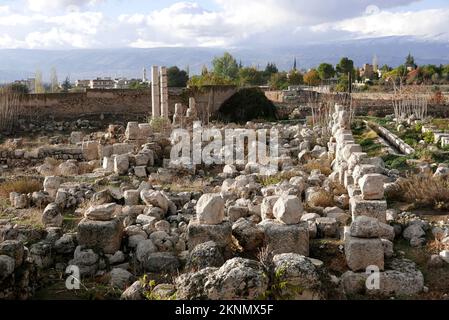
[[288, 71, 303, 85], [61, 77, 72, 92], [269, 72, 289, 90], [215, 87, 277, 123], [148, 116, 170, 133], [7, 83, 29, 94], [212, 52, 239, 80], [303, 69, 320, 86], [423, 131, 435, 144], [317, 63, 335, 80], [167, 66, 189, 87], [129, 81, 149, 89], [336, 57, 354, 75], [264, 63, 278, 76], [188, 72, 235, 87], [238, 67, 265, 86]]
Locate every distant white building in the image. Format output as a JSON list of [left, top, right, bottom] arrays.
[[90, 77, 115, 89], [114, 78, 132, 89], [14, 78, 35, 93], [75, 79, 91, 89]]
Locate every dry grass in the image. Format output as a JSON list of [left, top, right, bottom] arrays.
[[303, 159, 332, 176], [0, 178, 42, 199], [257, 171, 300, 187], [428, 235, 449, 254], [308, 189, 335, 208], [387, 174, 449, 210]]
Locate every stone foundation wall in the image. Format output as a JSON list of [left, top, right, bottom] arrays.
[[15, 86, 238, 122]]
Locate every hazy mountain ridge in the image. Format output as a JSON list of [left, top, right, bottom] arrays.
[[1, 36, 449, 82]]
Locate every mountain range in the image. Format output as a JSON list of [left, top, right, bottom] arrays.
[[1, 36, 449, 83]]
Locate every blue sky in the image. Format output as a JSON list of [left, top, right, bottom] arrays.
[[0, 0, 448, 49]]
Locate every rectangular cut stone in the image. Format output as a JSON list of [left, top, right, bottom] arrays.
[[360, 174, 385, 200], [113, 143, 133, 155], [350, 195, 387, 223], [258, 220, 309, 256], [352, 164, 383, 186], [99, 144, 113, 159], [125, 122, 140, 140], [342, 144, 362, 161], [344, 171, 354, 188], [347, 184, 361, 198], [187, 219, 232, 250], [77, 218, 123, 254], [82, 141, 99, 161], [345, 235, 384, 271]]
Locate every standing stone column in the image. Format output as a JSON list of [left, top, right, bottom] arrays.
[[151, 66, 160, 119], [160, 66, 169, 119], [186, 97, 197, 119]]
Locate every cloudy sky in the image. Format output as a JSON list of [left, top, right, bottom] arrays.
[[0, 0, 448, 49]]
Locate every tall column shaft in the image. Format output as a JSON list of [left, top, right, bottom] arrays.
[[151, 66, 160, 118], [160, 66, 169, 119]]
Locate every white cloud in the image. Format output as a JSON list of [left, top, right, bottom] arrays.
[[0, 0, 445, 49], [316, 8, 449, 41], [27, 0, 103, 12]]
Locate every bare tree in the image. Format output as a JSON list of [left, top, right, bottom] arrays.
[[50, 67, 59, 93], [0, 87, 21, 132], [34, 69, 45, 94]]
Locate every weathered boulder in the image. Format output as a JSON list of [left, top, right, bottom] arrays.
[[42, 203, 63, 227], [84, 203, 117, 221], [140, 190, 169, 213], [144, 252, 179, 273], [121, 281, 145, 300], [196, 194, 225, 225], [273, 195, 303, 225], [272, 253, 322, 300], [43, 176, 62, 198], [0, 240, 24, 267], [58, 161, 79, 176], [109, 268, 134, 289], [0, 255, 15, 280], [232, 218, 264, 252], [205, 258, 269, 300], [261, 196, 279, 220], [188, 241, 225, 270]]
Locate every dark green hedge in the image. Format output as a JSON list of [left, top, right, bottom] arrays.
[[214, 87, 277, 123]]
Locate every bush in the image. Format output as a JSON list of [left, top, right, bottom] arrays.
[[308, 189, 335, 208], [386, 174, 449, 210], [0, 178, 42, 199], [303, 159, 332, 176], [215, 88, 277, 123], [423, 131, 434, 144]]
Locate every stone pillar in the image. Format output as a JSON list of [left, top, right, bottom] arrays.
[[160, 66, 169, 119], [173, 103, 183, 126], [151, 66, 160, 119]]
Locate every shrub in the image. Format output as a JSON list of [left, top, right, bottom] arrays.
[[215, 88, 277, 123], [308, 189, 335, 208], [423, 131, 435, 144], [0, 178, 42, 199], [387, 174, 449, 210], [303, 159, 332, 176]]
